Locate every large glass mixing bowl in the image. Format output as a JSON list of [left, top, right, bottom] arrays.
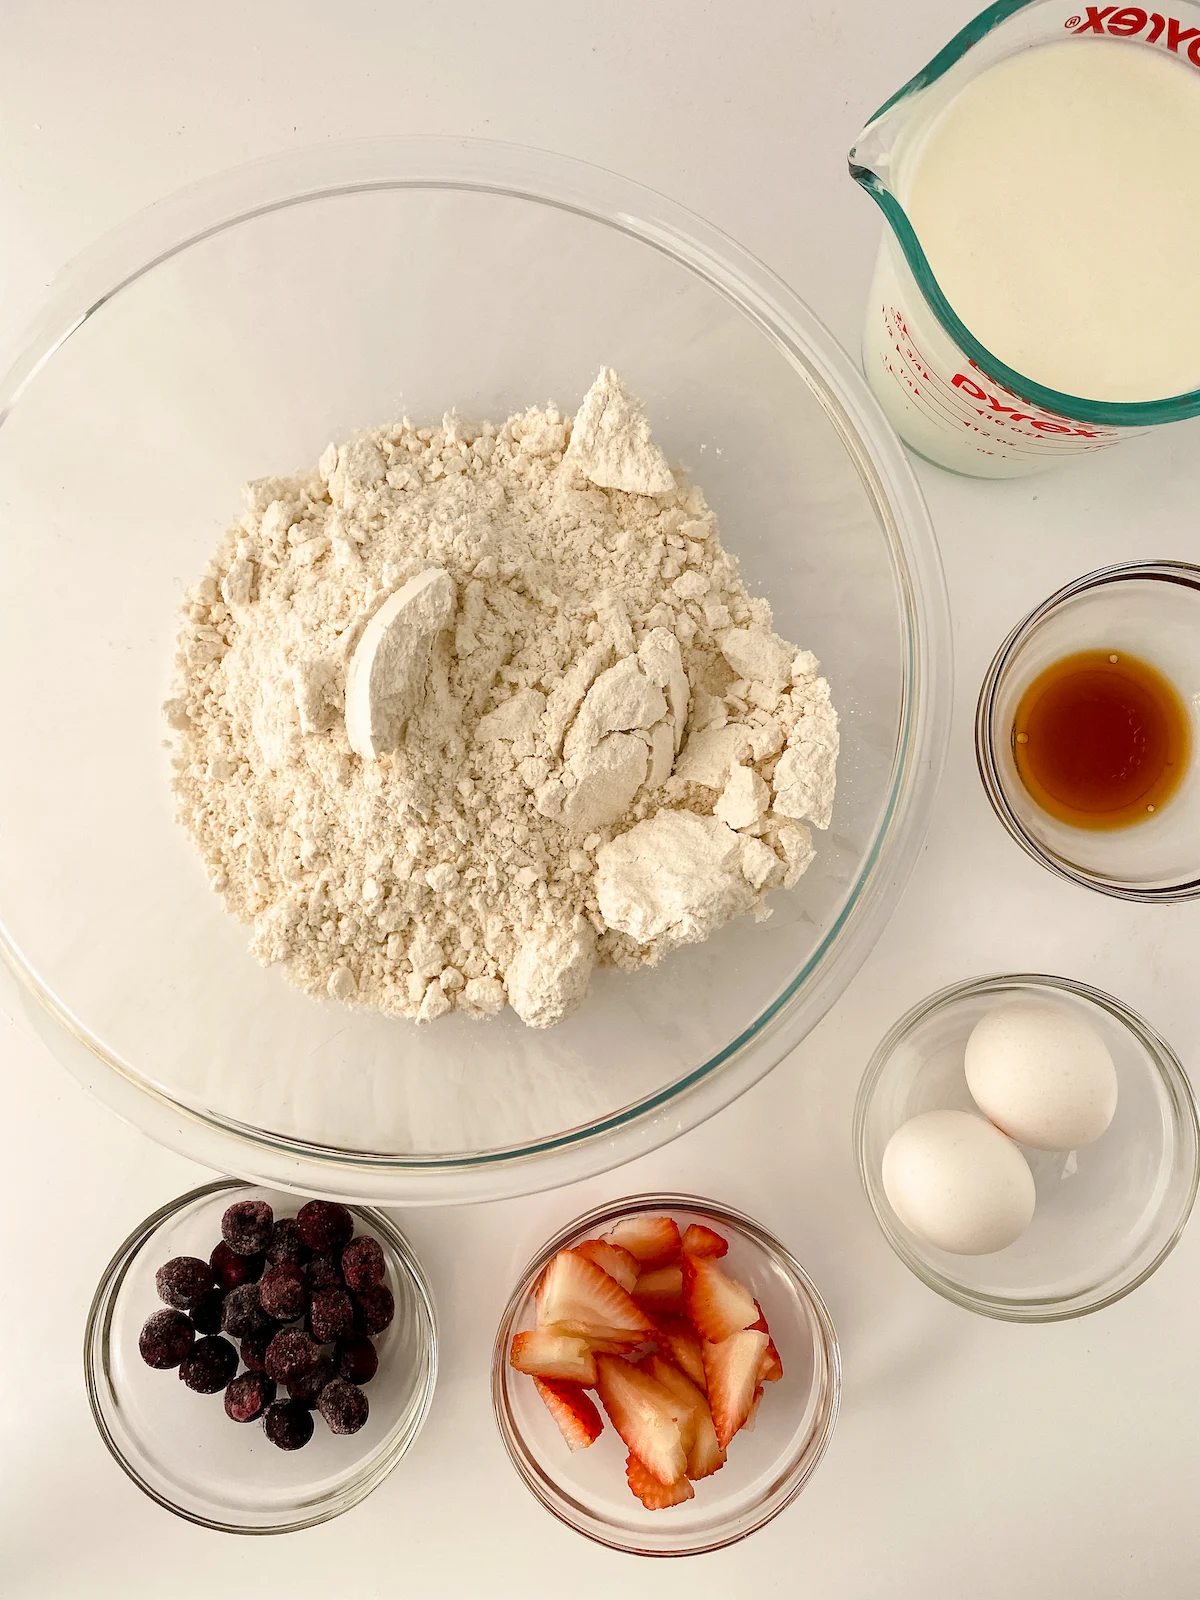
[[0, 139, 949, 1203]]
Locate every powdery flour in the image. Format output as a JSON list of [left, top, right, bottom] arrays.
[[165, 369, 838, 1028]]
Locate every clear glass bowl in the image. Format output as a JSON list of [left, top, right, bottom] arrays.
[[0, 137, 950, 1203], [976, 562, 1200, 900], [854, 975, 1199, 1322], [490, 1193, 840, 1556], [84, 1180, 437, 1533]]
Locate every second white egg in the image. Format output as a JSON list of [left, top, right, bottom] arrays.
[[965, 1000, 1118, 1151], [881, 1109, 1036, 1256]]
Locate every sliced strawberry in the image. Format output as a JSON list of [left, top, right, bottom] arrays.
[[645, 1357, 704, 1415], [703, 1329, 769, 1448], [625, 1452, 695, 1510], [681, 1253, 758, 1343], [605, 1214, 682, 1268], [655, 1314, 707, 1391], [681, 1222, 729, 1259], [633, 1264, 684, 1315], [509, 1330, 597, 1386], [622, 1355, 697, 1456], [574, 1237, 639, 1293], [539, 1321, 643, 1353], [594, 1355, 687, 1487], [536, 1249, 655, 1341], [749, 1301, 784, 1383], [742, 1384, 765, 1432], [646, 1355, 726, 1482], [685, 1408, 727, 1480], [532, 1378, 603, 1451], [756, 1341, 783, 1383]]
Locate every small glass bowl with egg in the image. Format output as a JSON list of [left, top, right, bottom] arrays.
[[854, 974, 1198, 1321]]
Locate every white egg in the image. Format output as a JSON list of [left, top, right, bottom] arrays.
[[965, 1000, 1117, 1151], [881, 1110, 1036, 1255]]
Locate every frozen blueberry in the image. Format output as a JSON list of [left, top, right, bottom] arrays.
[[224, 1372, 276, 1423], [155, 1256, 216, 1312], [286, 1353, 335, 1408], [353, 1283, 395, 1336], [306, 1251, 344, 1293], [179, 1335, 238, 1394], [220, 1282, 275, 1340], [263, 1399, 314, 1451], [317, 1378, 369, 1436], [296, 1201, 354, 1253], [240, 1330, 273, 1373], [210, 1240, 264, 1294], [266, 1217, 310, 1268], [259, 1264, 309, 1322], [190, 1290, 225, 1336], [221, 1199, 274, 1257], [309, 1287, 354, 1344], [341, 1236, 386, 1292], [264, 1328, 321, 1386], [138, 1309, 195, 1370], [334, 1335, 378, 1386]]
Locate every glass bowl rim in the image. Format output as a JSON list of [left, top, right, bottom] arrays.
[[0, 134, 951, 1202], [490, 1190, 841, 1557], [83, 1177, 439, 1535], [975, 559, 1200, 902], [853, 972, 1200, 1323]]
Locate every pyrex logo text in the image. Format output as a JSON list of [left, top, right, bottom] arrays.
[[1067, 8, 1200, 64], [950, 374, 1105, 436]]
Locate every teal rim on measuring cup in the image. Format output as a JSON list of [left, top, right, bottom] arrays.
[[849, 0, 1200, 476]]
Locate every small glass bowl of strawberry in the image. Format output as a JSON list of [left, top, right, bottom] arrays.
[[491, 1193, 840, 1557]]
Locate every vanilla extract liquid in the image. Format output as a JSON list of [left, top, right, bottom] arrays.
[[1012, 649, 1191, 830]]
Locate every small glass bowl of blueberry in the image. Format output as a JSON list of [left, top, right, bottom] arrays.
[[85, 1180, 437, 1533]]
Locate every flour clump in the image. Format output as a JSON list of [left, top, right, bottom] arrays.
[[166, 368, 838, 1028], [595, 812, 768, 945]]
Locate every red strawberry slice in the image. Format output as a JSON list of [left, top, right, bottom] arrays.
[[605, 1214, 682, 1268], [749, 1301, 784, 1383], [742, 1383, 765, 1432], [625, 1452, 694, 1510], [681, 1222, 729, 1258], [757, 1344, 783, 1384], [536, 1249, 655, 1341], [594, 1355, 688, 1487], [633, 1264, 684, 1315], [681, 1253, 758, 1343], [510, 1330, 597, 1386], [646, 1355, 726, 1481], [574, 1237, 639, 1293], [540, 1322, 645, 1353], [685, 1409, 727, 1480], [655, 1314, 707, 1391], [532, 1378, 603, 1451], [703, 1330, 769, 1448]]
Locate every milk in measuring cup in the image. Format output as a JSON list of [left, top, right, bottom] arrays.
[[860, 33, 1200, 474]]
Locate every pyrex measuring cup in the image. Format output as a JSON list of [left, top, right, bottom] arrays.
[[850, 0, 1200, 477]]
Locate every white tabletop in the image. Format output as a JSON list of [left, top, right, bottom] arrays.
[[4, 3, 1200, 1595]]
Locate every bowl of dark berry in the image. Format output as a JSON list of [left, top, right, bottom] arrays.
[[85, 1180, 437, 1533]]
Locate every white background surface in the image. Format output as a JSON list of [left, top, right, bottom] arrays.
[[4, 3, 1200, 1595]]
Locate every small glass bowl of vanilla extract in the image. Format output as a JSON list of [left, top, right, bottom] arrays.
[[977, 561, 1200, 900]]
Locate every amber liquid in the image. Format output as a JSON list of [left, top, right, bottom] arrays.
[[1012, 649, 1191, 830]]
